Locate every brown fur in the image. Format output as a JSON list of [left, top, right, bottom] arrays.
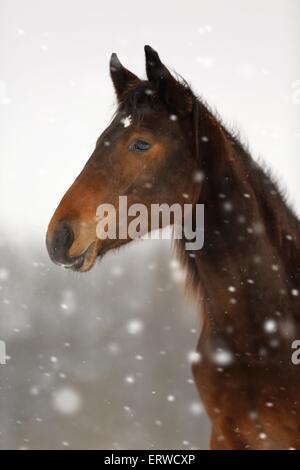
[[47, 46, 300, 449]]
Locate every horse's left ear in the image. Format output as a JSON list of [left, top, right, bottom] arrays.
[[144, 45, 193, 115], [110, 53, 140, 101]]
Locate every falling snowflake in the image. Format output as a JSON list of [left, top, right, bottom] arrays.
[[125, 375, 135, 384], [121, 115, 132, 128], [29, 386, 39, 396], [169, 259, 180, 269], [187, 351, 202, 364], [126, 319, 144, 335], [223, 201, 233, 212], [107, 342, 120, 355], [111, 265, 124, 277], [0, 268, 9, 281], [167, 395, 175, 402], [60, 289, 77, 314], [171, 268, 186, 283], [265, 401, 274, 408], [263, 319, 277, 334], [228, 286, 236, 293], [212, 349, 234, 366], [52, 387, 82, 415], [188, 402, 203, 415], [193, 171, 205, 183], [135, 355, 143, 361]]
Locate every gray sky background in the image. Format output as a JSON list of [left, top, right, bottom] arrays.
[[0, 0, 299, 243]]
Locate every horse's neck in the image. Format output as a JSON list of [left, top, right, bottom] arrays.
[[180, 104, 300, 356]]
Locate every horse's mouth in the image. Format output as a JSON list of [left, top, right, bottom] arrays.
[[66, 241, 99, 273], [65, 238, 130, 273]]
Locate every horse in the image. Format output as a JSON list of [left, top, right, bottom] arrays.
[[46, 46, 300, 450]]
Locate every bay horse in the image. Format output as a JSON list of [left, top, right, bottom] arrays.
[[46, 46, 300, 450]]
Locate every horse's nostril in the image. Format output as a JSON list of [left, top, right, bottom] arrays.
[[46, 220, 75, 265], [58, 221, 74, 250]]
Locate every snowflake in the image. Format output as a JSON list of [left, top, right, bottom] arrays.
[[29, 386, 39, 396], [263, 319, 277, 334], [252, 222, 264, 235], [187, 351, 202, 364], [223, 201, 233, 212], [212, 349, 234, 366], [111, 265, 124, 277], [171, 268, 186, 283], [228, 286, 236, 293], [60, 289, 76, 314], [121, 115, 132, 128], [169, 259, 180, 269], [52, 387, 82, 415], [188, 401, 203, 415], [135, 355, 143, 361], [126, 319, 144, 335], [0, 268, 9, 281], [107, 342, 120, 354], [193, 171, 205, 183], [265, 401, 274, 408], [167, 395, 175, 402], [125, 375, 135, 384]]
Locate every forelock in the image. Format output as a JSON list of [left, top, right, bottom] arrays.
[[118, 81, 162, 121]]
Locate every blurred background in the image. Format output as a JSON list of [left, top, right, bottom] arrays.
[[0, 0, 299, 450]]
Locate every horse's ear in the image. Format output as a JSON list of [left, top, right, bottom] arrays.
[[144, 45, 192, 115], [110, 53, 140, 101]]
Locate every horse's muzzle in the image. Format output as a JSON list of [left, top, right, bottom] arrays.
[[46, 220, 98, 272], [46, 220, 78, 267]]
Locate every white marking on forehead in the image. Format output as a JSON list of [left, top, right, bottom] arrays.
[[121, 115, 132, 128]]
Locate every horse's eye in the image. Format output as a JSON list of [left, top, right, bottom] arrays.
[[129, 140, 151, 152]]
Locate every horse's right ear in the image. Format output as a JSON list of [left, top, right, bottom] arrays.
[[144, 45, 192, 115], [110, 53, 140, 101]]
